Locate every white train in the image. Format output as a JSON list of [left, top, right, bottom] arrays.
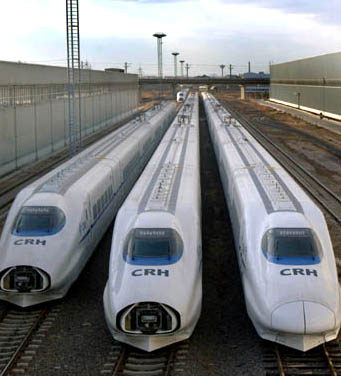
[[203, 93, 341, 352], [176, 88, 189, 103], [104, 93, 201, 352], [0, 102, 176, 307], [176, 91, 185, 102]]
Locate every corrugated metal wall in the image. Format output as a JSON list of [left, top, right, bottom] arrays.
[[269, 52, 341, 120]]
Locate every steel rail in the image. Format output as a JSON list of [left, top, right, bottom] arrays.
[[0, 307, 50, 376], [111, 347, 127, 376], [110, 342, 182, 376], [222, 101, 341, 223], [274, 345, 286, 376], [322, 344, 338, 376]]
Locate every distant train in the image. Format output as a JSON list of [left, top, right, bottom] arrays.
[[104, 93, 201, 352], [176, 91, 185, 102], [203, 92, 341, 352], [176, 89, 189, 102], [0, 102, 176, 307]]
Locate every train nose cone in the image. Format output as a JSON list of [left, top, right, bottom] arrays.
[[304, 301, 335, 333], [271, 301, 335, 334]]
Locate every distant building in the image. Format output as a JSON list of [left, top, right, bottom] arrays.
[[105, 68, 125, 73], [242, 71, 270, 79]]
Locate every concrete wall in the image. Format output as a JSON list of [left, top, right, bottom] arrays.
[[269, 52, 341, 120], [0, 61, 139, 176]]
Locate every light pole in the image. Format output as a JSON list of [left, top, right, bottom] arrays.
[[185, 63, 190, 79], [219, 64, 225, 77], [153, 32, 166, 78], [124, 62, 130, 74], [172, 52, 179, 77], [180, 60, 185, 77], [229, 64, 233, 78]]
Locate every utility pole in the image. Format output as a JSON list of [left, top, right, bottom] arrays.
[[153, 32, 167, 78], [66, 0, 82, 156], [185, 63, 190, 79], [219, 64, 225, 77], [229, 64, 233, 78], [124, 62, 129, 74], [138, 65, 143, 77], [172, 52, 179, 77], [248, 61, 251, 73], [179, 60, 185, 77]]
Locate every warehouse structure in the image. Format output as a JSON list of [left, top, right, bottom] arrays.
[[0, 61, 139, 176], [269, 52, 341, 121]]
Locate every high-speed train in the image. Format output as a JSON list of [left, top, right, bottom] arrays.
[[203, 93, 341, 352], [104, 93, 201, 352], [0, 102, 176, 307]]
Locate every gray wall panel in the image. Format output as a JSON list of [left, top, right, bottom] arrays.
[[270, 52, 341, 119]]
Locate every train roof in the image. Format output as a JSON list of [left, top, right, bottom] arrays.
[[205, 94, 317, 217], [123, 94, 199, 217], [26, 103, 173, 197]]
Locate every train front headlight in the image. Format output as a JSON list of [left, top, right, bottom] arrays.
[[118, 302, 180, 335], [137, 309, 162, 333], [0, 266, 50, 293]]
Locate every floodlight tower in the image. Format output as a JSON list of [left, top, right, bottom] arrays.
[[172, 52, 179, 77], [185, 63, 190, 79], [66, 0, 82, 155], [180, 60, 185, 77], [219, 64, 225, 77], [153, 32, 167, 78]]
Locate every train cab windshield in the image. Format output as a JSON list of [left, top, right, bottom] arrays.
[[262, 228, 322, 265], [123, 228, 183, 265], [12, 206, 66, 236]]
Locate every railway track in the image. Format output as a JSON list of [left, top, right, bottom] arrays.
[[220, 100, 341, 223], [101, 341, 189, 376], [263, 339, 341, 375], [0, 304, 60, 376]]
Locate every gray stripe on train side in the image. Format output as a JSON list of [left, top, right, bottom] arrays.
[[211, 101, 303, 214], [167, 126, 191, 214], [138, 126, 179, 213], [234, 125, 303, 213]]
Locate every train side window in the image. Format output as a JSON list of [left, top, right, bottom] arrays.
[[12, 206, 66, 236], [261, 228, 322, 265], [93, 205, 97, 219], [123, 228, 184, 266]]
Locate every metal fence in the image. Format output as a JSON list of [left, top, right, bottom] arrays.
[[0, 82, 139, 176], [0, 82, 137, 107]]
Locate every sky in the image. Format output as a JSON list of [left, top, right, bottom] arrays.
[[0, 0, 340, 76]]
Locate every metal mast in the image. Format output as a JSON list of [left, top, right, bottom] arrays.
[[153, 32, 166, 78], [219, 64, 225, 77], [66, 0, 81, 156], [179, 60, 185, 77], [172, 52, 179, 77], [185, 63, 190, 79]]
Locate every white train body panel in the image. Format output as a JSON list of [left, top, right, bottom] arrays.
[[203, 93, 341, 351], [0, 103, 176, 307], [104, 93, 201, 352]]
